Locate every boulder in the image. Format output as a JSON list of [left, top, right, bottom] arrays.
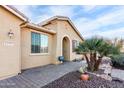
[[99, 57, 112, 75], [99, 74, 112, 81], [96, 57, 113, 81]]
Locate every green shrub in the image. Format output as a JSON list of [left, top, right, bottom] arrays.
[[110, 54, 124, 67], [78, 65, 87, 74]]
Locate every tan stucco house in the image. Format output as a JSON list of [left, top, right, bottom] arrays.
[[0, 5, 84, 80]]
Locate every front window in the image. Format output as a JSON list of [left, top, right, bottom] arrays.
[[31, 32, 48, 53], [72, 40, 79, 52]]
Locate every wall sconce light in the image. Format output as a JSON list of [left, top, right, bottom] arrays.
[[8, 29, 14, 39]]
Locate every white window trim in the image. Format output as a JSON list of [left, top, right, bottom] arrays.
[[31, 31, 49, 54], [29, 53, 50, 56]]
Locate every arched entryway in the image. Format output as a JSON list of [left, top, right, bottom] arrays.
[[62, 36, 70, 61]]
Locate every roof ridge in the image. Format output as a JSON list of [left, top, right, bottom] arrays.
[[38, 15, 70, 26], [38, 16, 84, 40]]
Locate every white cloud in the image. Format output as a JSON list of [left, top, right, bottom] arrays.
[[14, 5, 76, 23], [35, 15, 53, 23], [13, 5, 32, 18], [82, 27, 124, 39], [35, 6, 76, 23], [48, 6, 75, 17], [13, 5, 39, 22], [74, 6, 124, 39], [13, 5, 124, 39], [98, 27, 124, 39], [82, 5, 97, 12]]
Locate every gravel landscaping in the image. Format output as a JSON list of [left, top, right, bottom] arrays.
[[43, 71, 124, 88]]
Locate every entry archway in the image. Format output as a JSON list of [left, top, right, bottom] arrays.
[[62, 36, 70, 61]]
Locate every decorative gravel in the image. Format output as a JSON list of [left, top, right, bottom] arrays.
[[42, 71, 124, 88]]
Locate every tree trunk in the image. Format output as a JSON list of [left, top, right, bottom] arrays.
[[90, 52, 95, 71], [92, 52, 97, 71], [94, 56, 102, 71], [93, 52, 97, 62], [84, 54, 92, 71], [84, 53, 101, 72]]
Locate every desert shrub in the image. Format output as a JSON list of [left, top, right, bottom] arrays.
[[75, 38, 120, 72], [110, 54, 124, 67]]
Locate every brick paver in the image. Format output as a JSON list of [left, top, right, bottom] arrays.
[[0, 61, 84, 88]]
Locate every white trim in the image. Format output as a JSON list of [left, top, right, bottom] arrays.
[[29, 53, 50, 56]]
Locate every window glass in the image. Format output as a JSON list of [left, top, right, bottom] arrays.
[[72, 40, 79, 52], [31, 32, 48, 53]]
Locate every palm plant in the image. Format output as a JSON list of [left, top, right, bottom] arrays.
[[75, 38, 120, 72]]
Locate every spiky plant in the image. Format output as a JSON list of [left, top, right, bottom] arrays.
[[75, 38, 120, 72]]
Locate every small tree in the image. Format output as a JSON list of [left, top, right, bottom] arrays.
[[75, 38, 120, 72]]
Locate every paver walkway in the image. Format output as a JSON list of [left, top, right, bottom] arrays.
[[0, 61, 84, 88], [111, 69, 124, 80]]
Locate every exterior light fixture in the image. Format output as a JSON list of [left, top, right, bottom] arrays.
[[8, 29, 14, 39]]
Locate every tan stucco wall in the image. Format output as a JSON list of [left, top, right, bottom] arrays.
[[0, 5, 84, 79], [43, 20, 58, 63], [21, 28, 54, 69], [0, 6, 24, 79], [43, 20, 83, 63], [57, 20, 83, 61]]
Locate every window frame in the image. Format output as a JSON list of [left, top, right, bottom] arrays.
[[72, 40, 79, 52], [31, 31, 49, 55]]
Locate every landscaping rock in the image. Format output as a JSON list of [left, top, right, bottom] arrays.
[[43, 71, 124, 88], [99, 74, 112, 81], [99, 57, 112, 75], [87, 71, 112, 81]]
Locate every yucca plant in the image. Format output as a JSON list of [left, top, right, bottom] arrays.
[[75, 38, 120, 72]]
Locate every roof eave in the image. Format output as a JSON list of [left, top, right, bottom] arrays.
[[39, 16, 84, 41], [21, 23, 56, 35], [1, 5, 28, 22]]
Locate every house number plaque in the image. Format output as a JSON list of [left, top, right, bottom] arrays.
[[2, 41, 15, 47]]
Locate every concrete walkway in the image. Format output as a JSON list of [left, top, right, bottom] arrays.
[[111, 69, 124, 80], [0, 61, 84, 88]]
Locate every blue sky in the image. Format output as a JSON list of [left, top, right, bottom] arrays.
[[13, 5, 124, 39]]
